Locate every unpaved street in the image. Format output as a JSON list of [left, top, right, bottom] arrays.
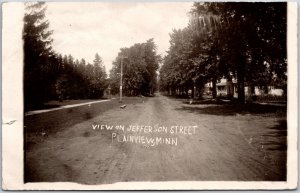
[[25, 94, 286, 184]]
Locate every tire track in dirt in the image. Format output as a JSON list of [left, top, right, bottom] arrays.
[[116, 97, 165, 182], [26, 94, 286, 184]]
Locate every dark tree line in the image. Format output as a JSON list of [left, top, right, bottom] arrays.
[[23, 2, 108, 110], [109, 39, 160, 96], [159, 2, 287, 102]]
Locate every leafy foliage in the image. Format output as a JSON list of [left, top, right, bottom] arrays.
[[159, 2, 287, 102], [109, 39, 160, 96]]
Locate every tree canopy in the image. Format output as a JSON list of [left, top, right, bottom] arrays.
[[159, 2, 287, 102], [109, 39, 160, 96]]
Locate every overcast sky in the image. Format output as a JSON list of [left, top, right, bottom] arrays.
[[46, 2, 193, 73]]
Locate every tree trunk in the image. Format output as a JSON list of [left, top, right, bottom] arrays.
[[193, 82, 197, 99], [250, 85, 255, 94], [172, 87, 176, 96], [264, 85, 269, 94], [236, 55, 246, 103], [185, 87, 189, 98], [198, 85, 204, 99], [191, 83, 195, 99], [212, 77, 217, 99]]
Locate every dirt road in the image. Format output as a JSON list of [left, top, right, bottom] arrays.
[[25, 94, 286, 184]]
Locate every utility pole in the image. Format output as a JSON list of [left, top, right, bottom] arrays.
[[119, 56, 127, 102]]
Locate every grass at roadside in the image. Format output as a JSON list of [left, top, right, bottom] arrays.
[[177, 102, 286, 117], [26, 98, 115, 112], [45, 99, 106, 106], [166, 95, 287, 117], [25, 96, 147, 150]]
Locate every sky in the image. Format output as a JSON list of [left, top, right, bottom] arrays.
[[46, 2, 193, 73]]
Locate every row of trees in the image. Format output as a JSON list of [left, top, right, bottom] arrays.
[[109, 39, 160, 96], [159, 2, 287, 102], [53, 53, 108, 101], [23, 2, 108, 110]]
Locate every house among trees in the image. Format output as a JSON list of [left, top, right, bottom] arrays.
[[205, 78, 285, 99], [216, 79, 237, 98]]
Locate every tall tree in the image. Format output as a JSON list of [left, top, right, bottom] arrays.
[[110, 39, 160, 96], [23, 2, 54, 108], [92, 53, 108, 98]]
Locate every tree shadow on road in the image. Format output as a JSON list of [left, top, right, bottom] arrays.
[[262, 120, 287, 151]]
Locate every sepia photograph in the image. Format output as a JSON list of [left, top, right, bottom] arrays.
[[2, 1, 298, 190]]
